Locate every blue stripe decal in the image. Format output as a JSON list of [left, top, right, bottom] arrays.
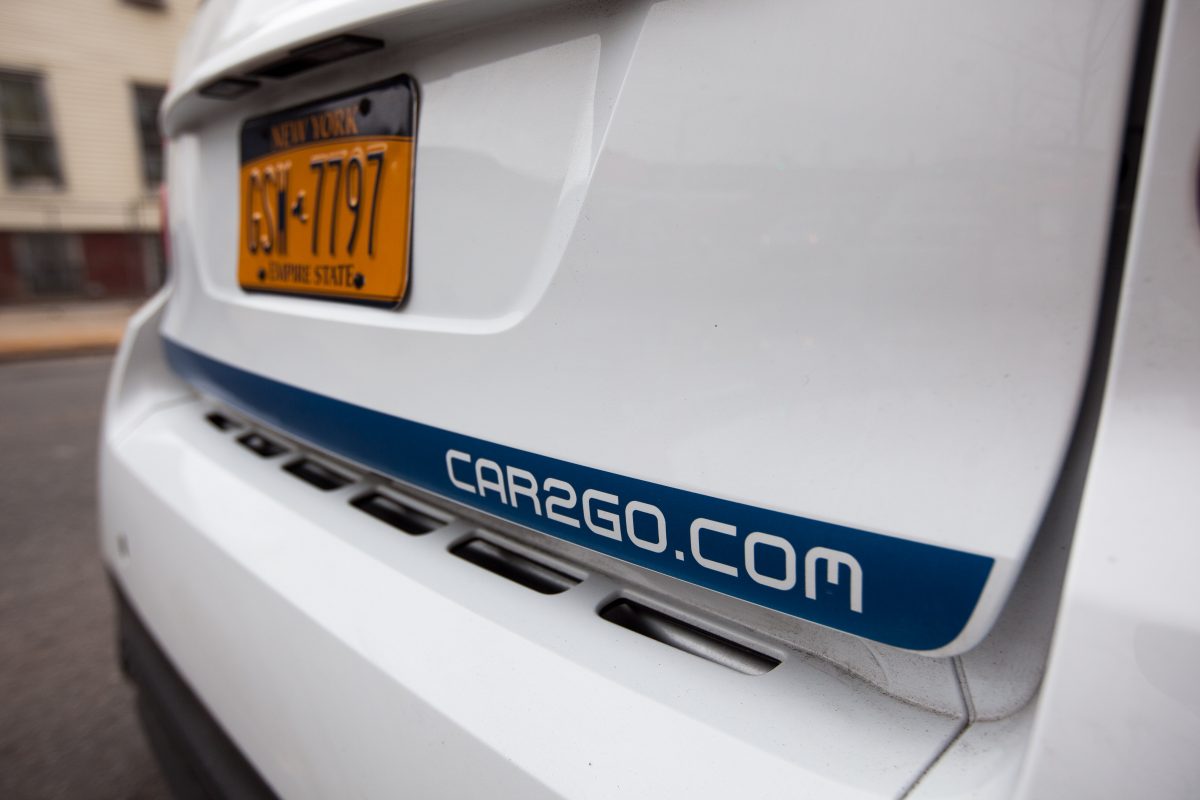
[[165, 339, 992, 651]]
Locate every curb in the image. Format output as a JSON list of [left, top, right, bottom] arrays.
[[0, 302, 137, 363], [0, 331, 124, 363], [0, 340, 121, 362]]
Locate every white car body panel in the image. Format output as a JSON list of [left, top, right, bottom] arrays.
[[1013, 2, 1200, 795], [159, 0, 1139, 656], [98, 0, 1200, 796], [102, 337, 965, 798]]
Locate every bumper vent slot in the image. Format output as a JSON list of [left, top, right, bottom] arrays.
[[203, 405, 787, 678], [238, 432, 286, 458], [206, 412, 241, 431], [451, 538, 579, 595], [351, 491, 442, 535], [284, 458, 352, 491], [600, 600, 779, 676]]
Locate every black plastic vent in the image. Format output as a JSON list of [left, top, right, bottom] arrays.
[[249, 35, 383, 79], [284, 458, 352, 491], [237, 432, 286, 458], [600, 600, 779, 676], [199, 77, 259, 99], [451, 538, 579, 595], [206, 412, 241, 432], [351, 491, 442, 535]]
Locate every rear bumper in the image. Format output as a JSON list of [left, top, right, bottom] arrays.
[[99, 298, 972, 800], [116, 583, 278, 800]]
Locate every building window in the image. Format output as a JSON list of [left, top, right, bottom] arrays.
[[133, 84, 166, 188], [0, 71, 64, 188], [12, 233, 84, 297]]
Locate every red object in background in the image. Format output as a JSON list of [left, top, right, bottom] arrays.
[[0, 232, 17, 299], [82, 233, 145, 296]]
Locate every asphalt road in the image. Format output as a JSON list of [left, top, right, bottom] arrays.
[[0, 355, 170, 799]]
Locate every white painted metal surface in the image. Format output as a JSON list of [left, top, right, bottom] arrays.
[[1013, 2, 1200, 795], [103, 298, 963, 799], [99, 0, 1200, 796], [159, 0, 1140, 655]]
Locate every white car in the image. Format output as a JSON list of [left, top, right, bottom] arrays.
[[100, 0, 1199, 797]]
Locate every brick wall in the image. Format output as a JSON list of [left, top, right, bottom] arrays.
[[82, 232, 146, 297], [0, 232, 16, 301], [1, 229, 157, 302]]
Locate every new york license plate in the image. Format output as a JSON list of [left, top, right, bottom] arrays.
[[238, 76, 416, 305]]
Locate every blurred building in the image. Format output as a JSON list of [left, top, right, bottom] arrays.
[[0, 0, 196, 303]]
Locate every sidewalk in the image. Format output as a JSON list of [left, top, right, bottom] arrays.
[[0, 300, 141, 361]]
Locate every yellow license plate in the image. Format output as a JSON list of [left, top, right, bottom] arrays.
[[238, 76, 416, 306]]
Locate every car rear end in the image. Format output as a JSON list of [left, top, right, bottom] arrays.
[[100, 0, 1200, 797]]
